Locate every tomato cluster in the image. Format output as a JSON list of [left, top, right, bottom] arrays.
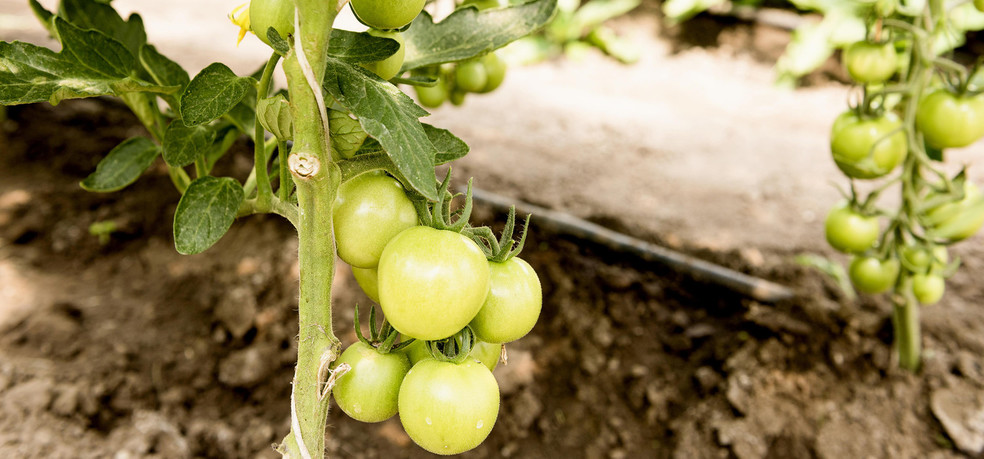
[[413, 52, 508, 108], [330, 172, 541, 454], [826, 28, 984, 309]]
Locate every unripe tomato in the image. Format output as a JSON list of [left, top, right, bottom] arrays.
[[449, 89, 466, 106], [824, 203, 880, 254], [249, 0, 294, 47], [920, 182, 984, 242], [470, 257, 542, 343], [398, 359, 499, 455], [830, 111, 907, 179], [455, 60, 488, 93], [332, 342, 411, 423], [915, 90, 984, 149], [362, 29, 405, 81], [911, 273, 945, 305], [900, 245, 948, 273], [333, 174, 417, 269], [352, 267, 379, 302], [976, 0, 984, 13], [478, 53, 507, 93], [843, 41, 897, 84], [401, 339, 503, 371], [377, 226, 491, 340], [414, 78, 447, 108], [351, 0, 426, 30], [849, 256, 900, 294]]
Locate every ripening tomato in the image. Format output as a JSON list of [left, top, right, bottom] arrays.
[[849, 256, 900, 294], [377, 226, 491, 340], [915, 90, 984, 149], [362, 29, 405, 81], [830, 111, 907, 179], [333, 174, 417, 269], [470, 257, 541, 343], [332, 342, 411, 423], [398, 359, 499, 455], [824, 203, 880, 254], [843, 41, 897, 84], [351, 0, 426, 30]]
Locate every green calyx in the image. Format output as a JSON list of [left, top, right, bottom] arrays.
[[468, 205, 531, 262], [354, 304, 412, 354], [413, 169, 473, 233], [423, 327, 477, 364]]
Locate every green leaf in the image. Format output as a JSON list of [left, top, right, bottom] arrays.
[[258, 94, 294, 141], [266, 28, 290, 56], [0, 41, 175, 105], [402, 0, 558, 72], [163, 120, 217, 167], [80, 137, 160, 192], [139, 44, 190, 89], [328, 29, 401, 64], [323, 56, 437, 200], [28, 0, 55, 36], [570, 0, 641, 33], [424, 124, 470, 165], [58, 0, 147, 57], [54, 17, 134, 78], [173, 177, 245, 255], [180, 63, 253, 126]]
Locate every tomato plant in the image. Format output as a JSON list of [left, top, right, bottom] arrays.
[[920, 181, 984, 242], [848, 256, 900, 294], [830, 111, 907, 179], [843, 41, 897, 84], [915, 90, 984, 149], [911, 273, 946, 305], [824, 202, 880, 254], [0, 0, 557, 456], [398, 358, 499, 455]]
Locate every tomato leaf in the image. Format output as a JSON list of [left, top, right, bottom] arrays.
[[58, 0, 148, 58], [266, 28, 291, 56], [163, 120, 217, 167], [173, 177, 245, 255], [28, 0, 55, 35], [139, 44, 190, 89], [425, 125, 469, 165], [0, 40, 176, 106], [54, 17, 134, 78], [180, 63, 254, 126], [328, 30, 402, 64], [323, 56, 437, 201], [401, 0, 557, 72], [80, 137, 160, 192]]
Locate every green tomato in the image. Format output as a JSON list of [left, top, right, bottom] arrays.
[[249, 0, 294, 47], [362, 29, 405, 81], [900, 245, 948, 274], [378, 226, 491, 340], [449, 89, 467, 106], [470, 257, 542, 343], [916, 90, 984, 149], [976, 0, 984, 13], [849, 256, 900, 294], [843, 41, 897, 84], [830, 111, 907, 179], [824, 203, 880, 254], [351, 0, 426, 30], [455, 60, 488, 93], [333, 174, 417, 269], [401, 339, 502, 371], [352, 267, 379, 302], [911, 273, 945, 305], [478, 53, 507, 93], [920, 181, 984, 242], [332, 341, 411, 423], [398, 359, 499, 455], [414, 77, 447, 108]]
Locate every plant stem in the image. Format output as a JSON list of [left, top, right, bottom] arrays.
[[255, 52, 281, 212], [279, 140, 294, 201], [279, 2, 344, 458], [893, 297, 921, 371]]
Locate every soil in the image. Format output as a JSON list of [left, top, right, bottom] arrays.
[[3, 3, 984, 459]]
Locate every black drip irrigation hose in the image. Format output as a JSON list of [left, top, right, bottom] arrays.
[[468, 187, 797, 304]]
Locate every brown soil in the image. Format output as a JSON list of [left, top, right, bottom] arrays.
[[3, 4, 984, 459]]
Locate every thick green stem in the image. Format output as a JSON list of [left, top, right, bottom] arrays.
[[893, 297, 921, 371], [279, 1, 345, 458]]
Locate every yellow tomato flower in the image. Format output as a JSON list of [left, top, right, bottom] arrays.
[[229, 2, 251, 45]]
